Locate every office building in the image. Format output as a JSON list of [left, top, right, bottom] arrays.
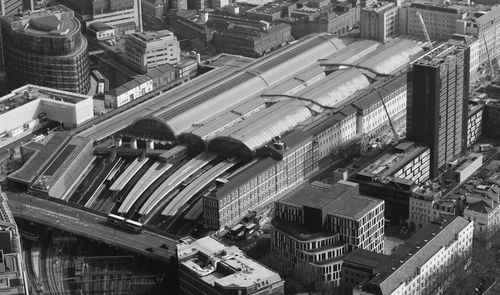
[[345, 217, 473, 295], [271, 180, 384, 289], [87, 21, 115, 41], [212, 22, 293, 58], [403, 2, 466, 41], [124, 30, 180, 73], [0, 84, 94, 137], [57, 0, 142, 34], [360, 1, 399, 43], [406, 43, 469, 178], [141, 0, 165, 23], [0, 5, 90, 94], [352, 141, 430, 223], [0, 190, 27, 294], [466, 102, 483, 147], [177, 236, 285, 295], [462, 5, 500, 68]]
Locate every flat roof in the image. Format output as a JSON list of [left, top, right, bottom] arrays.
[[272, 218, 339, 242], [0, 84, 91, 116], [358, 142, 428, 179], [177, 236, 283, 289], [7, 133, 72, 185], [279, 181, 383, 221], [2, 5, 80, 38]]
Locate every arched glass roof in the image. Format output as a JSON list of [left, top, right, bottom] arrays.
[[209, 100, 311, 154], [357, 38, 424, 75], [298, 68, 371, 108]]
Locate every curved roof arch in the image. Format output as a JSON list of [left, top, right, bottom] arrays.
[[299, 68, 371, 108], [207, 136, 255, 161], [208, 100, 312, 158], [357, 39, 424, 75], [126, 116, 176, 140]]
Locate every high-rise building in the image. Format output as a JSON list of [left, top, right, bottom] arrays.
[[0, 5, 90, 94], [124, 29, 180, 73], [57, 0, 142, 34], [406, 43, 469, 178], [271, 180, 384, 289]]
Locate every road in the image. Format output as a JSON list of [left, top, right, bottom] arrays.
[[77, 62, 247, 141], [6, 192, 177, 262]]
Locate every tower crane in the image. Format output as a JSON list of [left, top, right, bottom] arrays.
[[483, 34, 496, 80], [416, 11, 432, 49]]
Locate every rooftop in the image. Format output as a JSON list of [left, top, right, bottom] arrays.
[[177, 236, 283, 289], [130, 30, 175, 42], [7, 132, 72, 185], [358, 217, 471, 295], [279, 181, 383, 221], [0, 84, 90, 116], [358, 141, 428, 179], [272, 217, 340, 242], [2, 5, 79, 38], [414, 42, 467, 68]]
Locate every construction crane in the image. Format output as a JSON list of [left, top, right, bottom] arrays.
[[416, 11, 432, 49], [378, 91, 399, 142], [482, 34, 496, 80]]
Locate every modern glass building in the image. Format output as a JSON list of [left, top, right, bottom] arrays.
[[0, 5, 90, 94]]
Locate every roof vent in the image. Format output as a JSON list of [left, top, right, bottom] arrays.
[[274, 141, 286, 150]]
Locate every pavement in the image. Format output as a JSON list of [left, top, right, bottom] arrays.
[[6, 192, 177, 261]]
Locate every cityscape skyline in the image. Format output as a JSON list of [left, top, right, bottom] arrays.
[[0, 0, 500, 294]]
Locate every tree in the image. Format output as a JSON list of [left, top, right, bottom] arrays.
[[445, 229, 500, 295]]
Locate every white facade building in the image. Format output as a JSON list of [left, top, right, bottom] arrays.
[[353, 217, 473, 295], [124, 30, 180, 73]]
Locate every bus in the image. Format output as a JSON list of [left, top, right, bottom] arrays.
[[107, 214, 143, 234], [230, 224, 245, 240], [245, 223, 258, 237], [124, 219, 143, 234], [107, 213, 126, 225]]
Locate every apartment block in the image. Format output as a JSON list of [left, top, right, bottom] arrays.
[[360, 1, 399, 43], [347, 217, 473, 295], [271, 180, 384, 289], [124, 30, 180, 73]]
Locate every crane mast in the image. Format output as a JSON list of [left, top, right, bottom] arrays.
[[416, 11, 432, 49]]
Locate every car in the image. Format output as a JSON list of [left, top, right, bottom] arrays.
[[160, 244, 169, 249], [145, 247, 154, 252]]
